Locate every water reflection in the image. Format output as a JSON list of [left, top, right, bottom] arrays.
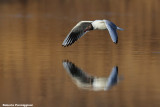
[[63, 60, 122, 91]]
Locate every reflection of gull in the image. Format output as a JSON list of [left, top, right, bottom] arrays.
[[63, 60, 122, 91], [62, 20, 124, 47]]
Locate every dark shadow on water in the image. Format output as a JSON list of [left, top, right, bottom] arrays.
[[62, 60, 123, 91]]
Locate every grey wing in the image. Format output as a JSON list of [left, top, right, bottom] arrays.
[[108, 66, 118, 84], [105, 66, 118, 90], [103, 20, 118, 44], [62, 21, 93, 47]]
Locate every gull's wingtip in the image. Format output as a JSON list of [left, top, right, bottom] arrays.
[[62, 42, 70, 47], [62, 60, 72, 69], [114, 41, 118, 44], [63, 59, 71, 63], [113, 39, 118, 44], [114, 66, 118, 70], [62, 41, 66, 47], [62, 43, 65, 47], [62, 44, 72, 47]]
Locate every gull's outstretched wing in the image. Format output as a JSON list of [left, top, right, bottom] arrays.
[[103, 20, 119, 44], [62, 21, 93, 47]]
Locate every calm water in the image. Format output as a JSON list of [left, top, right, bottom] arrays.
[[0, 0, 160, 107]]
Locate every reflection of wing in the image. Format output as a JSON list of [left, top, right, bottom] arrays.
[[63, 60, 94, 84], [62, 21, 93, 47], [63, 60, 122, 91], [103, 20, 118, 44], [105, 66, 118, 90]]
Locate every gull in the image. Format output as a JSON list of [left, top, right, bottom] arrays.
[[62, 20, 124, 47], [63, 60, 122, 91]]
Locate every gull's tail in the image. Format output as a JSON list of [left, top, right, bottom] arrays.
[[117, 27, 124, 31]]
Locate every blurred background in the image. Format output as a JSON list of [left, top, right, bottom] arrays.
[[0, 0, 160, 107]]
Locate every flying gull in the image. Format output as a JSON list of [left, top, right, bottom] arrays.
[[62, 20, 124, 47]]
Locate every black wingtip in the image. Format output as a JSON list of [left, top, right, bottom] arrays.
[[62, 44, 70, 47], [115, 66, 118, 71], [114, 40, 118, 44], [62, 44, 72, 47], [62, 41, 76, 47], [63, 59, 70, 63], [62, 45, 67, 47], [114, 42, 118, 44]]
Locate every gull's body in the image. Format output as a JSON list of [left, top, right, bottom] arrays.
[[63, 60, 121, 91], [62, 20, 124, 47]]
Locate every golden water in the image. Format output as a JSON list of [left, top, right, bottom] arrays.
[[0, 0, 160, 107]]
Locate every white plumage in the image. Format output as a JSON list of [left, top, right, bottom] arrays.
[[62, 20, 124, 47]]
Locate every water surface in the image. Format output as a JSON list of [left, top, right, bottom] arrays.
[[0, 0, 160, 107]]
